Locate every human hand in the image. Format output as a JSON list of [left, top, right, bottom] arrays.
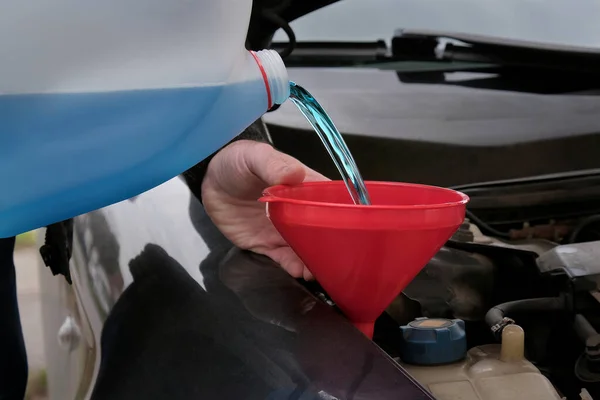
[[201, 140, 328, 280]]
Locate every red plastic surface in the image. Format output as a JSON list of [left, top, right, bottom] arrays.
[[259, 181, 469, 338]]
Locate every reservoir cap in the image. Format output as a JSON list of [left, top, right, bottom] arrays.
[[399, 317, 467, 365]]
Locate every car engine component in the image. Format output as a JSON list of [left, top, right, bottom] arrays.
[[376, 226, 600, 399], [399, 318, 467, 365], [398, 323, 563, 400]]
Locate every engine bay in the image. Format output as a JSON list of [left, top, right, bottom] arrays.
[[303, 171, 600, 400]]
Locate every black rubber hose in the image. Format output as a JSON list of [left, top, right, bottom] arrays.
[[569, 215, 600, 243], [574, 314, 598, 343], [465, 209, 511, 239], [261, 10, 296, 59], [485, 296, 566, 340]]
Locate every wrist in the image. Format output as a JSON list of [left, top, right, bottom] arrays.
[[182, 119, 273, 204]]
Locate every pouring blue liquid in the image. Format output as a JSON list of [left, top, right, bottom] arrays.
[[289, 82, 372, 206]]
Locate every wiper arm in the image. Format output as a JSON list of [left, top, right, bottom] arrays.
[[269, 40, 388, 67], [392, 29, 600, 74], [390, 29, 600, 94]]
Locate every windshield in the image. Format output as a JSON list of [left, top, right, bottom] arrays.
[[273, 0, 600, 48]]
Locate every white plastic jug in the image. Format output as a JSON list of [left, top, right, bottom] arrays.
[[0, 0, 289, 238]]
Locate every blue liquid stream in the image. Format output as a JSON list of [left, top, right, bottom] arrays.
[[289, 82, 371, 205]]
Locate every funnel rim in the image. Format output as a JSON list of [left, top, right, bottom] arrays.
[[260, 180, 469, 210]]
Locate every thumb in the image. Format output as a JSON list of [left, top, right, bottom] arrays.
[[244, 142, 306, 186]]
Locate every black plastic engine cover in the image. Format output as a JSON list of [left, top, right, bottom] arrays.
[[537, 241, 600, 292], [401, 247, 496, 322]]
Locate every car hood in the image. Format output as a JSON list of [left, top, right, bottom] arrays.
[[250, 1, 600, 147], [263, 65, 600, 147]]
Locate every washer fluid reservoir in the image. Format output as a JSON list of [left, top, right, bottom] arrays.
[[399, 321, 563, 400]]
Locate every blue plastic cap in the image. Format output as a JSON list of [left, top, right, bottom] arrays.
[[399, 317, 467, 365]]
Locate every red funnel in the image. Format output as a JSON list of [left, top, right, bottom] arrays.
[[259, 181, 469, 338]]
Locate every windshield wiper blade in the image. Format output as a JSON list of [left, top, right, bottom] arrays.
[[392, 28, 600, 74]]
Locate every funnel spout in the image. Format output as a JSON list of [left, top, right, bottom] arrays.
[[354, 322, 375, 338]]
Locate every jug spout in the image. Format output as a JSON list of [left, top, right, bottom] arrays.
[[250, 50, 290, 108]]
